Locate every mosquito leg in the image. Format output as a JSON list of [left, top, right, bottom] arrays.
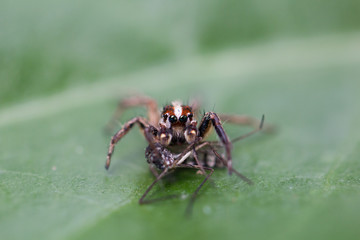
[[149, 164, 159, 178], [231, 114, 264, 143], [219, 113, 274, 133], [148, 164, 165, 189], [173, 140, 210, 166], [177, 164, 214, 216], [192, 146, 206, 175], [139, 168, 169, 204]]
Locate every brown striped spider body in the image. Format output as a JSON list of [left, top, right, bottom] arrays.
[[105, 96, 265, 214]]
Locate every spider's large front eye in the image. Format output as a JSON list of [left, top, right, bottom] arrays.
[[169, 115, 177, 123], [179, 115, 188, 123]]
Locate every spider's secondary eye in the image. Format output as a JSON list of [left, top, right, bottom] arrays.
[[188, 113, 193, 119], [179, 115, 188, 123], [169, 115, 177, 123]]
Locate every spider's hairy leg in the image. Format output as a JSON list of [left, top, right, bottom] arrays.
[[106, 95, 159, 132], [199, 112, 233, 174], [106, 116, 154, 170]]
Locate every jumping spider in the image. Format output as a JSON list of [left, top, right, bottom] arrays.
[[105, 95, 265, 214]]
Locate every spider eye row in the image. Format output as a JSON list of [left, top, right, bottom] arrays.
[[163, 112, 193, 124], [167, 114, 192, 123]]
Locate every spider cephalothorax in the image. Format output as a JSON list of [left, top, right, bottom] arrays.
[[158, 101, 197, 146], [105, 95, 265, 214]]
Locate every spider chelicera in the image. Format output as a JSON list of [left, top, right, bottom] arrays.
[[105, 95, 266, 214]]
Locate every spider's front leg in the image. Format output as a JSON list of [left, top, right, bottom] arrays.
[[198, 112, 234, 174], [106, 116, 157, 170]]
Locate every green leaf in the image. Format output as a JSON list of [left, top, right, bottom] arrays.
[[1, 33, 360, 240]]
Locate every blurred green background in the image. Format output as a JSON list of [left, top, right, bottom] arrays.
[[1, 0, 360, 105], [1, 1, 360, 240]]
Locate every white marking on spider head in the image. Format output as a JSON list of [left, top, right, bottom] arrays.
[[172, 100, 183, 118]]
